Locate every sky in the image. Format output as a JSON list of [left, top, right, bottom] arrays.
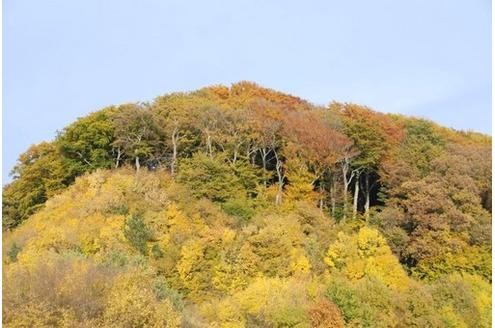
[[3, 0, 491, 182]]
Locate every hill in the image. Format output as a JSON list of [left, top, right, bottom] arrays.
[[3, 82, 492, 327]]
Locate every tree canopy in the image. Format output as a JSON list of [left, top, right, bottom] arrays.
[[3, 82, 491, 327]]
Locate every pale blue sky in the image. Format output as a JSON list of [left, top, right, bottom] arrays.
[[3, 0, 491, 182]]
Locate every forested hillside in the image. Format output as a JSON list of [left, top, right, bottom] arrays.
[[3, 82, 491, 327]]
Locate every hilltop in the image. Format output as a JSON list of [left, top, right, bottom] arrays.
[[3, 82, 492, 327]]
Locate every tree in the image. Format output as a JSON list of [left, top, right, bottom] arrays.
[[151, 92, 205, 176], [195, 106, 223, 157], [324, 227, 409, 289], [123, 213, 152, 255], [282, 110, 355, 212], [430, 274, 491, 328], [249, 102, 285, 204], [3, 142, 69, 229], [177, 152, 251, 203], [103, 270, 182, 327], [57, 108, 116, 174], [377, 170, 491, 279], [111, 104, 161, 171], [308, 298, 345, 328], [331, 102, 403, 218], [3, 82, 492, 327], [210, 107, 253, 164]]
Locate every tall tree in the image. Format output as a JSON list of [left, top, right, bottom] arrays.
[[56, 108, 116, 175], [249, 102, 285, 204], [282, 110, 354, 212], [152, 93, 203, 176], [111, 104, 161, 171], [331, 102, 403, 218]]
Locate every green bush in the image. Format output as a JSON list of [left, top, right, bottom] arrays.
[[123, 213, 152, 255]]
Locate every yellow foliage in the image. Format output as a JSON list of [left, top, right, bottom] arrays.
[[356, 227, 387, 257], [205, 299, 246, 328], [283, 158, 318, 207], [438, 305, 469, 328], [290, 248, 312, 275], [212, 261, 249, 293], [3, 301, 78, 328], [325, 227, 410, 289], [3, 167, 489, 327], [103, 270, 181, 328], [445, 273, 492, 328], [234, 277, 310, 327], [177, 239, 205, 287], [4, 79, 492, 328]]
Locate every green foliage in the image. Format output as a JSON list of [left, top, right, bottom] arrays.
[[401, 119, 445, 176], [178, 152, 259, 203], [123, 213, 152, 255], [153, 277, 185, 310], [7, 243, 22, 262], [326, 278, 366, 324], [151, 244, 164, 259], [57, 108, 116, 174], [221, 198, 255, 224], [111, 103, 163, 168], [3, 142, 70, 229], [430, 274, 491, 328]]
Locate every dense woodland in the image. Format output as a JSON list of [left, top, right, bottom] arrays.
[[3, 82, 492, 327]]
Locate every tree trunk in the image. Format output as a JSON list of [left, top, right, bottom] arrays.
[[115, 147, 122, 168], [261, 149, 267, 170], [353, 173, 360, 219], [247, 145, 257, 166], [232, 145, 239, 164], [364, 172, 370, 220], [206, 134, 213, 157], [342, 165, 348, 219], [135, 156, 140, 172], [274, 151, 284, 205], [342, 160, 355, 220], [261, 148, 268, 188]]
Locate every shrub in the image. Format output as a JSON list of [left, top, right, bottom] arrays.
[[308, 298, 345, 328], [123, 213, 151, 255]]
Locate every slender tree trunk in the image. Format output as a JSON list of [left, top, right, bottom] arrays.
[[247, 145, 257, 166], [115, 147, 122, 168], [261, 148, 268, 188], [274, 151, 284, 205], [353, 172, 360, 219], [261, 149, 267, 170], [206, 133, 213, 157], [247, 147, 258, 167], [342, 161, 355, 220], [364, 172, 370, 220], [135, 156, 140, 172], [342, 165, 348, 219], [232, 145, 238, 164], [76, 151, 93, 167]]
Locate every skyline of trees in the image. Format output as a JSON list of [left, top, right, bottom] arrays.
[[3, 82, 491, 327]]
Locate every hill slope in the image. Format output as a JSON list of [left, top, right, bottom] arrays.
[[3, 82, 492, 327]]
